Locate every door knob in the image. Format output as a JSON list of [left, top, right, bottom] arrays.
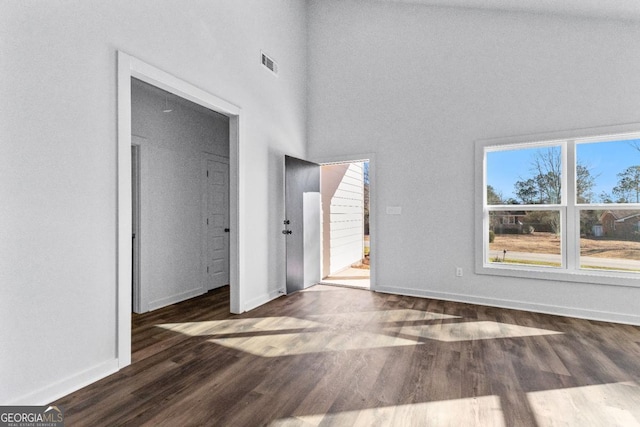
[[224, 228, 230, 232], [282, 230, 292, 235]]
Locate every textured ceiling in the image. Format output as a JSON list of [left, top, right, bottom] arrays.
[[378, 0, 640, 21]]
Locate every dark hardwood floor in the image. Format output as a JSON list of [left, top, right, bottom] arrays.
[[55, 285, 640, 426]]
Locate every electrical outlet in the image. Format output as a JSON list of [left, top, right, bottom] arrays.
[[455, 267, 463, 277]]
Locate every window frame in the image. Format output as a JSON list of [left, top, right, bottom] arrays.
[[475, 124, 640, 288]]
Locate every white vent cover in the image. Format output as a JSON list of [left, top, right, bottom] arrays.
[[261, 52, 278, 75]]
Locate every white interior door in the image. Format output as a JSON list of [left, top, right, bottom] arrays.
[[205, 156, 230, 290]]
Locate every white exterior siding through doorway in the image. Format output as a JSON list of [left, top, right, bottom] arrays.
[[321, 162, 365, 277]]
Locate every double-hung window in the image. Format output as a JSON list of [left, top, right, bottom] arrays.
[[475, 125, 640, 287]]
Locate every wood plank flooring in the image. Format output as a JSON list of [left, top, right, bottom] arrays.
[[54, 285, 640, 426]]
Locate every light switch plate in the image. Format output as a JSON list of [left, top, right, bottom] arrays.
[[386, 206, 402, 215]]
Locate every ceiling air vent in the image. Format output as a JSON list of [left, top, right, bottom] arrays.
[[261, 51, 278, 75]]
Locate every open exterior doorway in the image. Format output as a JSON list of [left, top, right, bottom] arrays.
[[320, 160, 370, 289]]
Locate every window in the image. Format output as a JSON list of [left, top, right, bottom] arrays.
[[475, 126, 640, 286], [501, 215, 516, 225]]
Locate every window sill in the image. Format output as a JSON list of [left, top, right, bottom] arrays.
[[475, 262, 640, 288]]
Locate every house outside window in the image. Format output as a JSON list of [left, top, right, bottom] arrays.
[[475, 126, 640, 287]]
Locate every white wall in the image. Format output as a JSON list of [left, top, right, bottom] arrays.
[[0, 0, 307, 404], [307, 1, 640, 324], [131, 79, 228, 311]]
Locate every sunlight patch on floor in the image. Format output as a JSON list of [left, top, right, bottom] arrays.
[[528, 381, 640, 426], [209, 330, 421, 357], [308, 309, 459, 325], [157, 309, 458, 338], [157, 313, 561, 357], [387, 320, 562, 342], [269, 395, 505, 427], [300, 285, 346, 292], [156, 317, 325, 336]]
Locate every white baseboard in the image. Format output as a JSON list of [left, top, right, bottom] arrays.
[[375, 285, 640, 326], [244, 288, 285, 312], [6, 359, 119, 406], [147, 287, 205, 312]]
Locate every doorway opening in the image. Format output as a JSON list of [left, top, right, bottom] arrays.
[[118, 52, 241, 368], [130, 77, 231, 319], [320, 160, 370, 289]]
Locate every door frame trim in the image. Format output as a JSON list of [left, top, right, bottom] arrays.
[[312, 153, 376, 291], [117, 51, 243, 368]]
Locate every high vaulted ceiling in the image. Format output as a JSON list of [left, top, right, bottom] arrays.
[[380, 0, 640, 21]]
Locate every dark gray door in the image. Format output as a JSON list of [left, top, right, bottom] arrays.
[[284, 155, 321, 294]]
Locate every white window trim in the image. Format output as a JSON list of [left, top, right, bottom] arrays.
[[475, 123, 640, 288]]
